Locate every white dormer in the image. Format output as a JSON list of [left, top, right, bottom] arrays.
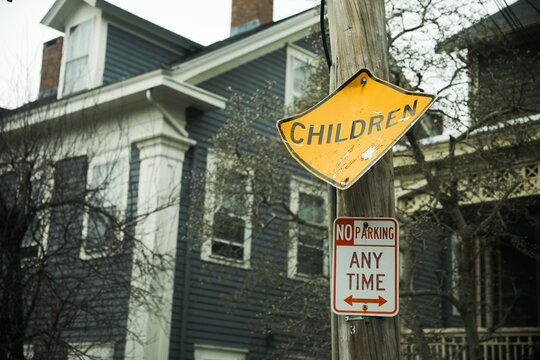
[[41, 0, 202, 99], [42, 1, 109, 97]]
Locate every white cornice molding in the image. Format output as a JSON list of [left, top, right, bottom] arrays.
[[173, 9, 319, 84], [6, 70, 226, 132]]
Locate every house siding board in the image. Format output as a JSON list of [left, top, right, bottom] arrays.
[[170, 45, 313, 360], [474, 41, 540, 121], [411, 227, 448, 328], [103, 25, 181, 84], [169, 145, 195, 359], [294, 36, 317, 54]]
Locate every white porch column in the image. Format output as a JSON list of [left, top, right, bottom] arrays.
[[125, 133, 196, 360]]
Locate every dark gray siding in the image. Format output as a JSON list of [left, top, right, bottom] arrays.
[[411, 228, 460, 328], [27, 148, 140, 359], [294, 36, 317, 54], [103, 25, 181, 84], [169, 45, 319, 360], [473, 40, 540, 122]]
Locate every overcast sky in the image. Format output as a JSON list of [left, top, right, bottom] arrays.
[[0, 0, 316, 109]]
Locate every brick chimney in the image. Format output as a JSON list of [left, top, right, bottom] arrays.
[[231, 0, 273, 36], [39, 37, 63, 99]]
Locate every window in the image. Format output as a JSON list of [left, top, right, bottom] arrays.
[[202, 152, 253, 268], [0, 171, 51, 260], [81, 156, 128, 259], [285, 45, 316, 106], [288, 178, 327, 278], [63, 20, 92, 95], [67, 342, 114, 360], [21, 208, 47, 259], [194, 344, 247, 360]]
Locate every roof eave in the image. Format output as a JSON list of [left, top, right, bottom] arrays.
[[172, 8, 319, 84], [40, 0, 203, 52], [6, 69, 226, 131]]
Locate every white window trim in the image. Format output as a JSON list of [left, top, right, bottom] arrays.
[[67, 342, 114, 360], [284, 43, 317, 106], [194, 344, 248, 360], [201, 151, 253, 269], [80, 150, 129, 260], [288, 176, 328, 279]]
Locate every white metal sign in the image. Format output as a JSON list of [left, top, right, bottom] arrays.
[[332, 217, 399, 316]]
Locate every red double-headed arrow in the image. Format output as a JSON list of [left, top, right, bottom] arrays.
[[345, 295, 387, 307]]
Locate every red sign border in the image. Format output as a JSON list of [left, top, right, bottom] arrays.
[[332, 217, 399, 316]]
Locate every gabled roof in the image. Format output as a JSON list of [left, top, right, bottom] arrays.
[[41, 0, 318, 87], [171, 8, 318, 84], [41, 0, 203, 53], [439, 0, 540, 51]]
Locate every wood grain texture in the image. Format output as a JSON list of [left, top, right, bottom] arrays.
[[328, 0, 401, 358]]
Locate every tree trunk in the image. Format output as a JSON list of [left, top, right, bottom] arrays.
[[328, 0, 400, 358], [400, 230, 433, 360]]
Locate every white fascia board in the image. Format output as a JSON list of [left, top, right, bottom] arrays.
[[41, 0, 95, 32], [161, 77, 226, 111], [7, 70, 226, 131], [173, 9, 319, 85], [40, 0, 68, 30]]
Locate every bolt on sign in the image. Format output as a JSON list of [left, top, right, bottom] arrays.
[[276, 68, 436, 190], [332, 217, 399, 317]]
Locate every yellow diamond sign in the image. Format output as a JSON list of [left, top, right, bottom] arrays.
[[277, 68, 436, 190]]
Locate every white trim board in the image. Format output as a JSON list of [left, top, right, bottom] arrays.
[[173, 9, 319, 85]]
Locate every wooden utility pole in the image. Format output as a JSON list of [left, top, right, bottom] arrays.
[[327, 0, 401, 358]]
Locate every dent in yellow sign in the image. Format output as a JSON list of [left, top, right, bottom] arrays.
[[277, 68, 436, 190]]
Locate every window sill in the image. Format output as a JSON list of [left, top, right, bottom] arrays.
[[288, 269, 328, 281], [201, 252, 251, 270], [79, 245, 122, 260]]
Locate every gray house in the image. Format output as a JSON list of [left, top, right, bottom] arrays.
[[1, 0, 325, 359]]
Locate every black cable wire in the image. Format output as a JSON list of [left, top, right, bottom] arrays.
[[321, 0, 332, 70]]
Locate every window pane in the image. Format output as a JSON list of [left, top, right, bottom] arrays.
[[86, 206, 117, 252], [216, 171, 247, 217], [212, 210, 245, 260], [297, 245, 323, 275], [86, 161, 121, 252], [21, 213, 42, 258], [298, 193, 325, 222], [210, 169, 248, 261], [67, 21, 91, 60], [299, 224, 324, 247], [64, 20, 91, 94], [298, 192, 325, 247], [91, 161, 121, 208], [64, 56, 88, 94], [292, 57, 313, 100], [20, 177, 49, 259], [297, 192, 325, 275], [211, 240, 244, 261]]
